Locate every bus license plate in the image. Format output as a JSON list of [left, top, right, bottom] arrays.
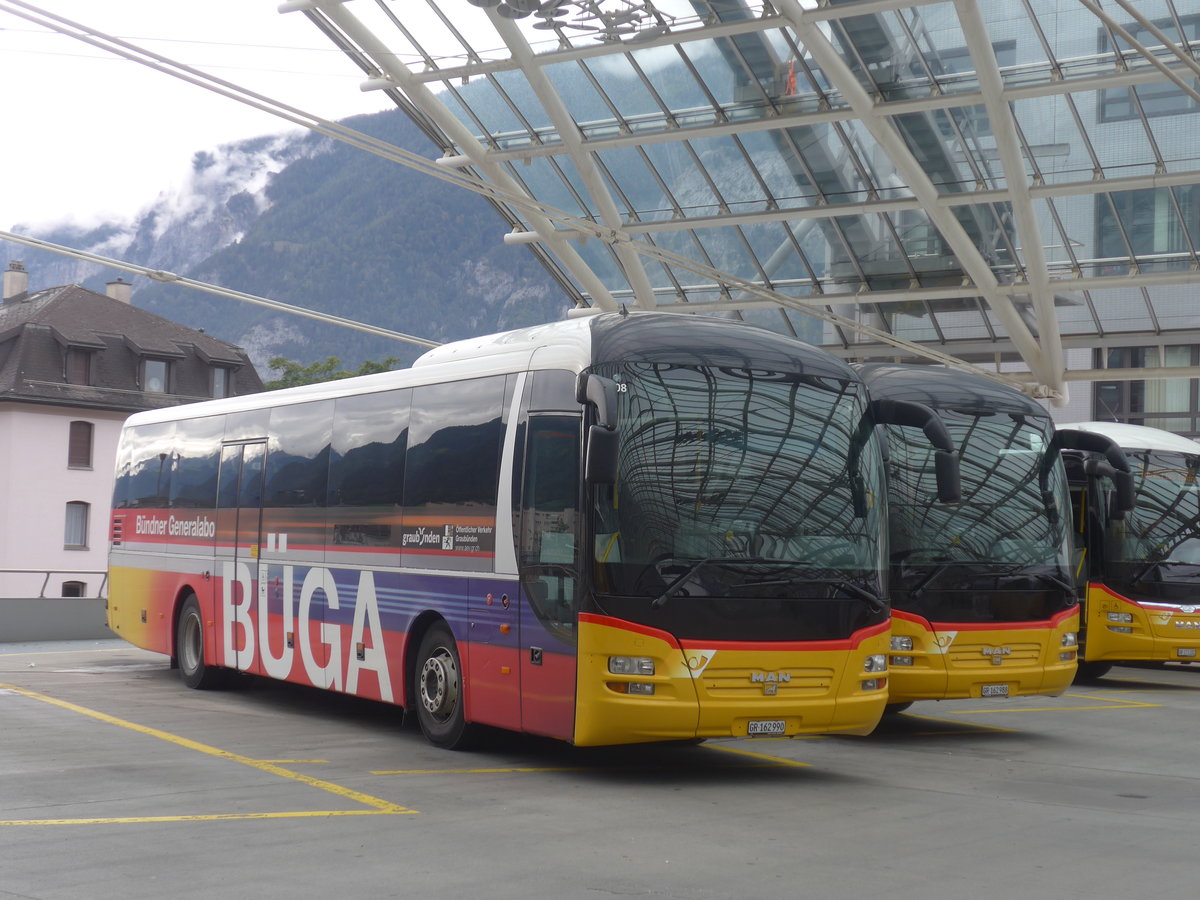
[[747, 719, 787, 736], [981, 684, 1009, 698]]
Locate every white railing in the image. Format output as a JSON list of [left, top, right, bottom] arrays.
[[0, 570, 108, 600]]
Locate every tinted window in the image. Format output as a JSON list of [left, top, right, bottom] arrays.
[[264, 401, 333, 507], [330, 390, 410, 507], [403, 377, 506, 570], [169, 416, 224, 509], [114, 422, 176, 509], [530, 369, 579, 411], [327, 389, 410, 549]]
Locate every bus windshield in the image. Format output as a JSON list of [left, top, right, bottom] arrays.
[[588, 361, 886, 641], [888, 410, 1074, 622], [1105, 450, 1200, 601]]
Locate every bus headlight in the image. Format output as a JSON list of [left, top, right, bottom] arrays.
[[608, 656, 655, 676], [890, 656, 914, 667], [608, 681, 656, 695], [1061, 632, 1078, 648], [863, 654, 887, 673], [861, 678, 887, 691], [890, 636, 913, 652], [1106, 612, 1133, 624]]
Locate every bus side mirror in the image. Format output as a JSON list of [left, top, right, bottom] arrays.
[[1064, 429, 1136, 517], [871, 398, 961, 504], [1113, 471, 1135, 516], [585, 425, 619, 485], [934, 451, 961, 504], [576, 373, 619, 430]]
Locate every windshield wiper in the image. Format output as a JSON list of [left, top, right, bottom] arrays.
[[814, 578, 886, 614], [650, 558, 717, 609], [649, 556, 779, 609], [907, 564, 949, 600]]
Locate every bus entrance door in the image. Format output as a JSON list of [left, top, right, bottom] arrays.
[[216, 441, 266, 675], [517, 415, 581, 742]]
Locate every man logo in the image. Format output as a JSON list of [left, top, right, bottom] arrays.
[[751, 671, 790, 695]]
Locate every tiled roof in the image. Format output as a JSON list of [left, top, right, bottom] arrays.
[[0, 284, 263, 412]]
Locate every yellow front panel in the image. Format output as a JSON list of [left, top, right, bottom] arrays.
[[1084, 584, 1200, 663], [573, 616, 889, 747], [889, 609, 1079, 702]]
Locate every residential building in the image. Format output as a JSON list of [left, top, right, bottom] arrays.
[[0, 261, 263, 598]]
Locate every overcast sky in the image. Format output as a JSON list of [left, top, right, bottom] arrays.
[[0, 1, 402, 229]]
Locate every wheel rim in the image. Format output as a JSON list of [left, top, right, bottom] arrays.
[[180, 611, 202, 675], [419, 646, 459, 724]]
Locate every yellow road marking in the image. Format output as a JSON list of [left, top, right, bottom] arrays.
[[0, 647, 128, 658], [704, 742, 812, 768], [374, 766, 591, 775], [373, 743, 812, 776], [948, 692, 1160, 714], [0, 682, 415, 825], [898, 712, 1016, 733], [0, 810, 402, 827]]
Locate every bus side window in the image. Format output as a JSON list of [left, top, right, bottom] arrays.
[[169, 416, 224, 510], [123, 423, 176, 509], [520, 415, 581, 632], [328, 388, 410, 548], [265, 401, 333, 508], [404, 377, 506, 572]]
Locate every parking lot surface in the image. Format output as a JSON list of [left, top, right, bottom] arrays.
[[2, 640, 1198, 899]]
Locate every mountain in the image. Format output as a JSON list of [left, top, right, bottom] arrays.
[[2, 109, 570, 373]]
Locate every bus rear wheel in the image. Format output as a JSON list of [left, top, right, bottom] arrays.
[[176, 595, 227, 690], [415, 624, 477, 750]]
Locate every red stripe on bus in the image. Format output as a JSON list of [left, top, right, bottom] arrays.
[[578, 613, 889, 650], [895, 606, 1078, 631]]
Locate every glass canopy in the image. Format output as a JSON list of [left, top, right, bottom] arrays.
[[285, 0, 1200, 403]]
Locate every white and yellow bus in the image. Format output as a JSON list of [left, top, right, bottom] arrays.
[[1061, 421, 1200, 679], [861, 365, 1124, 708], [108, 312, 945, 748]]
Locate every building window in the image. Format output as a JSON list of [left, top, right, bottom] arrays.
[[212, 366, 230, 398], [68, 421, 94, 469], [64, 501, 90, 550], [1094, 345, 1200, 438], [65, 349, 92, 385], [61, 581, 86, 598], [1099, 15, 1200, 122], [143, 359, 169, 393], [1096, 185, 1199, 271]]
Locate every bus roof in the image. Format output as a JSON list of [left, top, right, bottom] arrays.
[[1058, 421, 1200, 456], [418, 311, 855, 379], [857, 363, 1050, 418], [123, 312, 858, 429]]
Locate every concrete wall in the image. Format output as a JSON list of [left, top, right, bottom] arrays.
[[0, 597, 114, 642]]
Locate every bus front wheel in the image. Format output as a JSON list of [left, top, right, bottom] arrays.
[[176, 595, 227, 690], [415, 624, 477, 750]]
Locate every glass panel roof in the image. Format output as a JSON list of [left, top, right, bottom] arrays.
[[292, 0, 1200, 401]]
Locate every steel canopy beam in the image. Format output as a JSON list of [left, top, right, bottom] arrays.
[[775, 0, 1061, 398], [487, 13, 659, 308], [310, 0, 622, 310], [956, 0, 1067, 404]]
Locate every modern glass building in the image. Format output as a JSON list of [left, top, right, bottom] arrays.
[[286, 0, 1200, 433]]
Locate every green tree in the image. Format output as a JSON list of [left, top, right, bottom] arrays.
[[264, 355, 401, 390]]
